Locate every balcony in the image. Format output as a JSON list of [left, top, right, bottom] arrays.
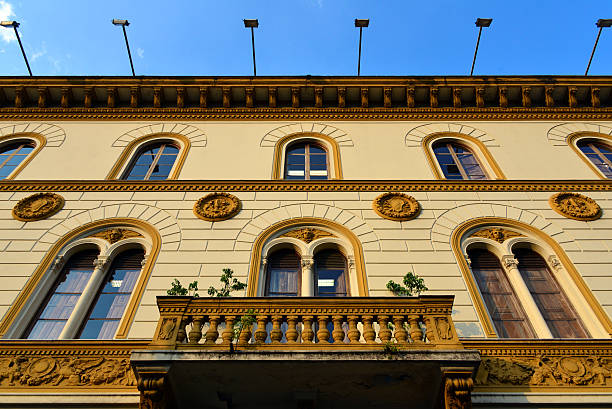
[[131, 296, 480, 409]]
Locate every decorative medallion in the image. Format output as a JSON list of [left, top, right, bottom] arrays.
[[89, 228, 142, 244], [12, 192, 64, 222], [470, 227, 524, 244], [549, 192, 601, 221], [280, 228, 335, 243], [193, 192, 241, 221], [372, 192, 420, 221]]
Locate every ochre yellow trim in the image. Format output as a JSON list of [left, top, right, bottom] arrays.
[[247, 218, 368, 296], [0, 133, 46, 180], [422, 132, 506, 180], [106, 133, 191, 180], [567, 132, 612, 180], [451, 217, 612, 338], [0, 218, 161, 339], [271, 133, 343, 180]]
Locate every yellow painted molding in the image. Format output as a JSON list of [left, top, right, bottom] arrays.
[[0, 133, 46, 180], [422, 132, 506, 180], [451, 217, 612, 339], [271, 132, 343, 180], [0, 218, 161, 339], [246, 218, 369, 297], [106, 133, 191, 180]]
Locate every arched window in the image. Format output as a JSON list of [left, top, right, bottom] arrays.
[[314, 249, 348, 297], [468, 249, 534, 338], [514, 248, 589, 338], [576, 139, 612, 178], [24, 247, 145, 340], [284, 142, 328, 180], [122, 141, 180, 180], [77, 248, 145, 339], [0, 140, 35, 180], [432, 141, 488, 180], [265, 249, 301, 296]]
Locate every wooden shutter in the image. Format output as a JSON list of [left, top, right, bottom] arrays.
[[266, 249, 300, 296]]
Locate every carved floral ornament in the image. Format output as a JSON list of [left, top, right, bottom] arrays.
[[469, 227, 524, 244], [88, 228, 143, 244], [12, 192, 64, 222], [280, 228, 335, 243], [372, 192, 420, 221], [549, 192, 602, 221], [193, 192, 241, 222], [476, 355, 612, 387], [0, 355, 135, 388]]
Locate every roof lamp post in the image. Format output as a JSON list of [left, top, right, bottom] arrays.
[[112, 19, 135, 76], [354, 19, 369, 76], [243, 19, 259, 76], [0, 21, 32, 76], [585, 19, 612, 75], [470, 18, 492, 76]]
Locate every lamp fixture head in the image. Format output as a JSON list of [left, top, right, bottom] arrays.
[[243, 19, 259, 28], [0, 20, 19, 28], [112, 19, 130, 27], [475, 18, 493, 27], [597, 19, 612, 28], [354, 19, 369, 28]]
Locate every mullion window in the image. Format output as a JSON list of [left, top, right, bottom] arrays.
[[0, 142, 35, 180], [586, 142, 612, 178], [284, 143, 328, 180], [123, 142, 179, 181]]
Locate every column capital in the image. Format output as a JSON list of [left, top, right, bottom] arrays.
[[501, 255, 519, 270], [301, 257, 314, 268]]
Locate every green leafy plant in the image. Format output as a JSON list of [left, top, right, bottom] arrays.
[[383, 341, 399, 355], [386, 272, 428, 296], [230, 309, 256, 353], [166, 279, 199, 297], [207, 268, 247, 297]]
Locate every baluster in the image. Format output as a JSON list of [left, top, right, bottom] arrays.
[[286, 316, 299, 343], [423, 316, 435, 343], [393, 316, 408, 344], [255, 315, 268, 344], [377, 315, 392, 343], [362, 315, 376, 344], [176, 317, 189, 343], [301, 316, 315, 343], [408, 315, 424, 343], [347, 315, 361, 344], [188, 316, 203, 344], [205, 316, 220, 344], [222, 316, 236, 344], [239, 317, 252, 345], [332, 315, 345, 343], [316, 315, 330, 344], [270, 315, 283, 343]]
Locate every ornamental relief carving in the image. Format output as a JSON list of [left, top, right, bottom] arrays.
[[12, 193, 64, 222], [193, 193, 241, 221], [470, 227, 524, 244], [372, 192, 420, 221], [0, 356, 136, 388], [549, 192, 601, 221], [475, 356, 612, 387], [280, 228, 335, 243], [88, 228, 142, 244]]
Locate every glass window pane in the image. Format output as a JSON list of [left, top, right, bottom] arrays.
[[309, 145, 326, 154], [287, 145, 305, 154]]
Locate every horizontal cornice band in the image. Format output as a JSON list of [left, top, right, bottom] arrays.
[[1, 180, 611, 192]]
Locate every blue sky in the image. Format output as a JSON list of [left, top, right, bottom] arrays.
[[1, 1, 611, 76]]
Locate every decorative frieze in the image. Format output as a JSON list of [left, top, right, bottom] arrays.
[[88, 228, 142, 244], [280, 228, 334, 243], [470, 227, 524, 243]]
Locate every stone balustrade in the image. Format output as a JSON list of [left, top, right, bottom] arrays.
[[150, 296, 463, 350]]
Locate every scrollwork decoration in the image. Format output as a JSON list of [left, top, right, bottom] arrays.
[[193, 193, 241, 222], [12, 193, 64, 222], [372, 192, 420, 221], [549, 192, 601, 221]]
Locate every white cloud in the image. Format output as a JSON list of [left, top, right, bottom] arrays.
[[136, 47, 144, 58], [0, 1, 15, 43], [31, 42, 46, 61]]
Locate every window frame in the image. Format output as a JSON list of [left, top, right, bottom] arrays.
[[121, 141, 181, 181], [569, 133, 612, 179], [0, 134, 45, 180], [283, 141, 330, 181], [272, 133, 343, 180], [432, 141, 489, 180]]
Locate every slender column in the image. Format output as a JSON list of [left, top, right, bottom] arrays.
[[188, 316, 203, 344], [377, 315, 392, 343], [286, 316, 299, 343], [301, 257, 314, 297], [254, 315, 268, 343], [347, 256, 358, 296], [316, 315, 330, 343], [59, 256, 109, 339], [501, 255, 552, 338], [332, 315, 345, 343], [270, 315, 283, 343], [205, 316, 220, 343]]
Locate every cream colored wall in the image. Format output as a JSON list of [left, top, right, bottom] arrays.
[[0, 188, 611, 340], [7, 120, 611, 180]]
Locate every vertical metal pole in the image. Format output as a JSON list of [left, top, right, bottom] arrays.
[[13, 26, 32, 76], [122, 25, 135, 76], [357, 27, 363, 76], [586, 26, 603, 75], [470, 26, 483, 76], [251, 27, 257, 76]]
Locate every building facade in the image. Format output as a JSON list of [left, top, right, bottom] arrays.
[[0, 76, 611, 408]]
